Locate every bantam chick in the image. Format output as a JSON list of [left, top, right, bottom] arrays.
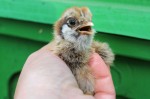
[[50, 7, 114, 95]]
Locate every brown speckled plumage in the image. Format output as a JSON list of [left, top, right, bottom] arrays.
[[50, 7, 114, 95]]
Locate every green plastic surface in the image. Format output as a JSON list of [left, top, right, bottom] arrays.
[[0, 0, 150, 40], [0, 0, 150, 99], [0, 18, 150, 61]]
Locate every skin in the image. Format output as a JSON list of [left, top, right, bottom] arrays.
[[14, 44, 116, 99]]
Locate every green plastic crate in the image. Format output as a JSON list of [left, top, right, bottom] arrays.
[[0, 0, 150, 99]]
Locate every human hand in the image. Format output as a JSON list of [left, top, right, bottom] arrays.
[[14, 44, 115, 99]]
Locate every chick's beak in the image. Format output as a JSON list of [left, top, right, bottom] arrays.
[[76, 22, 94, 35]]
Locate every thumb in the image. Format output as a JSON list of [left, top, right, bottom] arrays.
[[89, 53, 116, 99]]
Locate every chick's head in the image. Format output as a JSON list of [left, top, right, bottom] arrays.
[[54, 7, 95, 50]]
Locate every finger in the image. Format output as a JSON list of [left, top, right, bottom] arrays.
[[94, 93, 116, 99], [89, 53, 115, 99]]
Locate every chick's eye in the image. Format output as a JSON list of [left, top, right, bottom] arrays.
[[67, 18, 77, 26]]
